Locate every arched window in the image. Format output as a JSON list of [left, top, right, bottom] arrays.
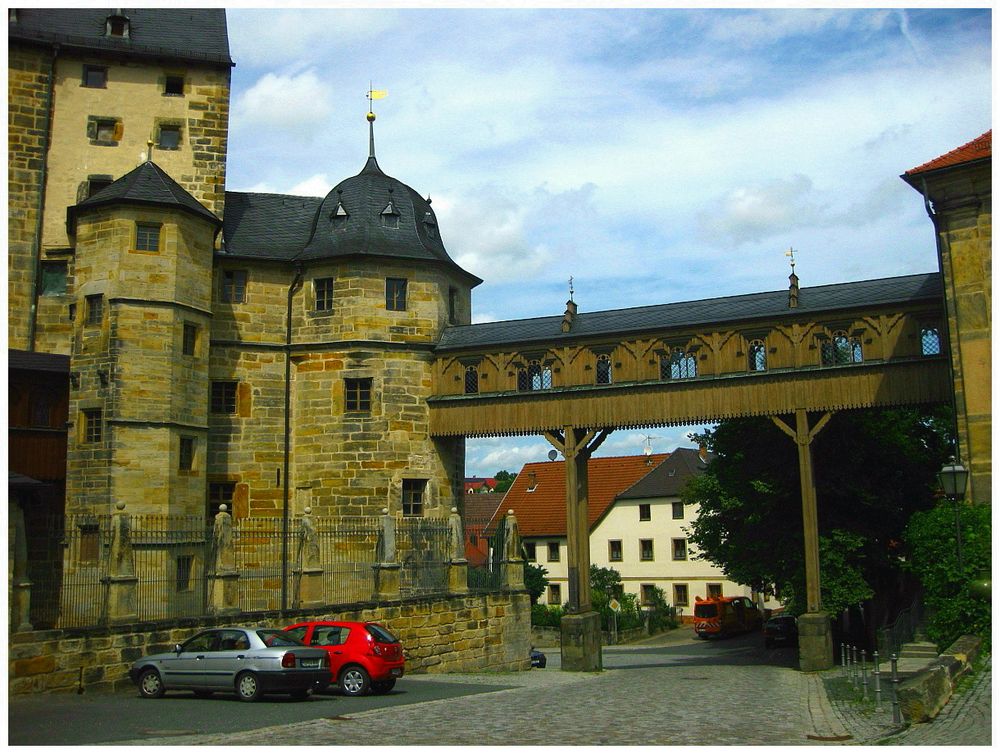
[[595, 354, 613, 385], [517, 361, 552, 392], [748, 339, 767, 372], [464, 365, 479, 394], [821, 331, 863, 366], [661, 347, 697, 380], [921, 327, 942, 356]]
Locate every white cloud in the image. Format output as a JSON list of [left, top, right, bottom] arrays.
[[233, 69, 333, 136], [288, 174, 334, 197]]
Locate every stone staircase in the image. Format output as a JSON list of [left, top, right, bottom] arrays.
[[893, 637, 939, 676]]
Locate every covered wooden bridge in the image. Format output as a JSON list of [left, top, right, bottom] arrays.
[[428, 271, 951, 670]]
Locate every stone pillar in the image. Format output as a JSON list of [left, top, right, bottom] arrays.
[[561, 611, 603, 672], [501, 509, 524, 590], [448, 507, 469, 594], [10, 500, 33, 632], [104, 503, 138, 623], [374, 509, 401, 601], [207, 504, 239, 615], [293, 507, 325, 608], [772, 409, 835, 671]]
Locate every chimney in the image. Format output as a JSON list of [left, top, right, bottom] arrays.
[[788, 271, 799, 309], [561, 299, 577, 333], [526, 471, 537, 492], [698, 444, 709, 465]]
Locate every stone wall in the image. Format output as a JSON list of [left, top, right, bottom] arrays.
[[8, 591, 531, 696]]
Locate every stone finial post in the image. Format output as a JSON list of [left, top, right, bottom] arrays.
[[373, 508, 400, 602], [502, 509, 525, 590], [293, 507, 325, 608], [207, 504, 239, 614], [10, 500, 33, 632], [448, 507, 469, 594], [104, 503, 138, 623]]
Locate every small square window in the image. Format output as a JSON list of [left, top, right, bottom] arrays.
[[164, 75, 184, 96], [208, 481, 236, 517], [547, 542, 560, 562], [83, 65, 107, 88], [672, 502, 684, 520], [673, 583, 689, 607], [88, 177, 113, 198], [179, 437, 195, 471], [95, 119, 117, 142], [608, 540, 623, 562], [641, 584, 657, 606], [136, 223, 160, 252], [40, 261, 68, 296], [222, 270, 248, 303], [402, 479, 425, 517], [211, 381, 238, 414], [672, 538, 687, 561], [85, 294, 103, 326], [921, 327, 942, 356], [386, 278, 407, 311], [524, 542, 537, 561], [464, 366, 479, 394], [182, 323, 197, 356], [547, 584, 562, 605], [707, 583, 723, 599], [315, 277, 335, 311], [158, 125, 181, 150], [345, 378, 372, 413], [640, 539, 654, 562], [82, 408, 103, 444], [639, 503, 651, 522]]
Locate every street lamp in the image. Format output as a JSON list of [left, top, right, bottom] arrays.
[[937, 459, 969, 576]]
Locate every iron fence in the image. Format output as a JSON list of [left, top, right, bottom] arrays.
[[24, 511, 495, 631], [467, 516, 507, 592], [876, 595, 924, 656]]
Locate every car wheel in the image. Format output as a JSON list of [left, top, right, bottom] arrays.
[[193, 690, 214, 698], [138, 668, 165, 699], [290, 688, 311, 700], [236, 671, 263, 702], [339, 666, 371, 696], [371, 679, 395, 694]]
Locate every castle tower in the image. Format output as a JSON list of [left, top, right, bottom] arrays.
[[65, 161, 221, 517]]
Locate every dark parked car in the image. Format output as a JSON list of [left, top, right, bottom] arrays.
[[130, 627, 330, 702], [284, 621, 405, 696], [763, 615, 798, 648], [530, 648, 546, 668]]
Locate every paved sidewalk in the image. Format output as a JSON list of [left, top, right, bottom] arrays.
[[113, 633, 990, 746]]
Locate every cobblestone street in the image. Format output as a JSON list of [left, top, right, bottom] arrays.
[[111, 631, 991, 747]]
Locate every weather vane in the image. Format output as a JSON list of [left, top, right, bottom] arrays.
[[367, 83, 387, 117], [568, 276, 574, 302], [785, 247, 797, 273]]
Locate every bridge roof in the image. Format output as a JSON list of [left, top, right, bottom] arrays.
[[436, 272, 942, 352]]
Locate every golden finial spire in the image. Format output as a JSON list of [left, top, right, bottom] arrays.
[[366, 84, 387, 158]]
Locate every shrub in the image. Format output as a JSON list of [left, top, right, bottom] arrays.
[[531, 603, 564, 628]]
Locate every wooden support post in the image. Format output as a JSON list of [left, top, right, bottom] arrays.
[[544, 425, 611, 671], [772, 408, 834, 671]]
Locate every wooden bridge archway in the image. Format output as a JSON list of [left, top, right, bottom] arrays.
[[428, 272, 951, 670]]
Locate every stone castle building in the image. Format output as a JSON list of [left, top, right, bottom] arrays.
[[9, 8, 479, 526]]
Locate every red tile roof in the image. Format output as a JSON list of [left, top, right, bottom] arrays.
[[905, 130, 991, 176], [495, 454, 669, 537]]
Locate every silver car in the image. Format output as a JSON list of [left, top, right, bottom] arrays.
[[129, 627, 329, 702]]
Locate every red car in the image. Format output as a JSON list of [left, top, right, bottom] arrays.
[[283, 621, 405, 696]]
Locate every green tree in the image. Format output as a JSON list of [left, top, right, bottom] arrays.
[[493, 470, 516, 495], [682, 407, 952, 618], [903, 501, 991, 648], [524, 562, 549, 605]]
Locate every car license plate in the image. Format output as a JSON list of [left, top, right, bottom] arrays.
[[301, 658, 320, 668], [390, 668, 402, 677]]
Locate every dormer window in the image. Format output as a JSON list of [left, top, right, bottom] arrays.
[[422, 212, 438, 240], [380, 202, 399, 229], [106, 12, 129, 38], [332, 202, 349, 231]]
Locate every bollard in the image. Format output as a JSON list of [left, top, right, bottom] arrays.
[[851, 646, 858, 689], [841, 643, 847, 677], [873, 650, 883, 712], [861, 649, 869, 701], [890, 653, 901, 725]]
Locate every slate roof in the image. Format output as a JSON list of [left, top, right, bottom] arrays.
[[221, 154, 482, 285], [8, 8, 233, 66], [905, 131, 991, 177], [495, 454, 669, 537], [8, 349, 70, 373], [616, 447, 713, 500], [68, 161, 220, 227], [436, 272, 943, 352]]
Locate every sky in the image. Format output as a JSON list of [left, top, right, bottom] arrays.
[[222, 4, 991, 478]]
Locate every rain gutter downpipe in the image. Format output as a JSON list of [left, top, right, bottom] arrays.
[[281, 262, 304, 611], [27, 43, 59, 351]]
